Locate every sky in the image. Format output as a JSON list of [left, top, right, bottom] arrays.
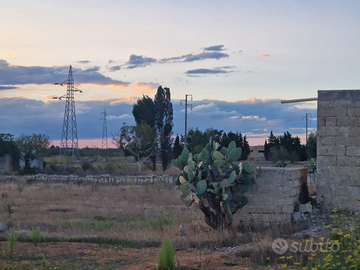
[[1, 0, 360, 147]]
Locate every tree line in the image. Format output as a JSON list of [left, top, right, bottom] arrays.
[[264, 131, 317, 163]]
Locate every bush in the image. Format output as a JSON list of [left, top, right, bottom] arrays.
[[30, 226, 41, 246], [7, 228, 17, 259], [81, 162, 92, 171], [104, 163, 114, 173], [157, 238, 176, 270]]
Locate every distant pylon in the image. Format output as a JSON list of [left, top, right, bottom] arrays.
[[100, 109, 108, 149], [54, 65, 82, 159]]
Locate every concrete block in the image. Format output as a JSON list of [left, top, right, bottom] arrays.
[[346, 106, 360, 117], [337, 156, 360, 167], [317, 145, 346, 156], [317, 155, 337, 166], [318, 136, 337, 146], [317, 116, 326, 126], [346, 146, 360, 157], [317, 126, 349, 137], [326, 117, 337, 126], [318, 106, 347, 117], [337, 116, 360, 127]]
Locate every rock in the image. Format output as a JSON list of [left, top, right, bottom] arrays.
[[292, 212, 301, 222], [0, 222, 8, 232], [15, 230, 29, 236], [299, 203, 312, 213]]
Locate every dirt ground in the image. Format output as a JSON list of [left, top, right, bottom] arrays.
[[0, 241, 255, 270]]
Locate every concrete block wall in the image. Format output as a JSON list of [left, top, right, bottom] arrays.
[[238, 167, 307, 226], [317, 90, 360, 210]]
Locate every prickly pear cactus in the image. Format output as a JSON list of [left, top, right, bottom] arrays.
[[172, 138, 257, 230]]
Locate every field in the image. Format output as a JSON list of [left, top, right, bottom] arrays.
[[0, 179, 273, 270]]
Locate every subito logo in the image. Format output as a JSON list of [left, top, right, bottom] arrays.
[[272, 238, 288, 254]]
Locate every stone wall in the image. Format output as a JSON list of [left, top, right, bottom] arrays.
[[317, 90, 360, 210], [4, 174, 174, 185], [238, 167, 308, 227]]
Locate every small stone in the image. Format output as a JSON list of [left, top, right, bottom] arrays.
[[299, 204, 312, 213], [0, 222, 8, 232]]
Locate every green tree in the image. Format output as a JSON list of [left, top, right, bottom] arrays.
[[307, 132, 317, 159], [132, 95, 156, 170], [132, 95, 155, 128], [154, 86, 174, 171], [172, 135, 183, 159], [0, 133, 20, 159], [118, 123, 157, 174], [17, 133, 50, 170]]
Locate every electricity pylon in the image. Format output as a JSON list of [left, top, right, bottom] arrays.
[[100, 109, 108, 149], [54, 65, 82, 159]]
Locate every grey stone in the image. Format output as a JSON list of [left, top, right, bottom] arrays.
[[0, 222, 7, 232], [299, 204, 312, 213]]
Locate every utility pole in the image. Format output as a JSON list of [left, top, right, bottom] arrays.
[[180, 94, 192, 148], [100, 109, 108, 149], [54, 65, 82, 159], [302, 113, 312, 146]]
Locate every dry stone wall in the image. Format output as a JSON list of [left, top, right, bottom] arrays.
[[4, 174, 173, 185], [238, 167, 307, 227], [317, 90, 360, 210]]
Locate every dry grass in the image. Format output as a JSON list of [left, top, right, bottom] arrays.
[[0, 180, 284, 250]]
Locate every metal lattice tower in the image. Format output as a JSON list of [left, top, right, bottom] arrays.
[[100, 109, 108, 149], [54, 65, 82, 159]]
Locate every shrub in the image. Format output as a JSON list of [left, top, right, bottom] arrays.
[[7, 228, 17, 259], [30, 226, 41, 246], [81, 162, 92, 171], [157, 238, 176, 270]]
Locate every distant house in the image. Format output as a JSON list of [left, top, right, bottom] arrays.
[[248, 145, 265, 161], [0, 154, 20, 173]]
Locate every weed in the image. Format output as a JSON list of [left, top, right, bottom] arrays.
[[157, 238, 176, 270], [42, 257, 46, 270], [30, 226, 41, 247], [7, 228, 17, 259]]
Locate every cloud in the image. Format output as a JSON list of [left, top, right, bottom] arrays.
[[0, 60, 129, 89], [6, 52, 19, 57], [125, 54, 157, 69], [0, 95, 317, 146], [186, 66, 235, 76], [107, 114, 133, 120], [77, 60, 90, 64], [108, 65, 121, 72], [203, 45, 225, 51], [161, 51, 229, 63], [0, 86, 17, 90], [259, 54, 269, 57], [131, 81, 158, 94]]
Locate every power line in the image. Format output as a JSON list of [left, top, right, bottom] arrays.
[[180, 94, 192, 148], [302, 113, 312, 146], [54, 65, 82, 160]]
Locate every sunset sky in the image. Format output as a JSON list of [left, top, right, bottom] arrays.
[[1, 0, 360, 147]]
